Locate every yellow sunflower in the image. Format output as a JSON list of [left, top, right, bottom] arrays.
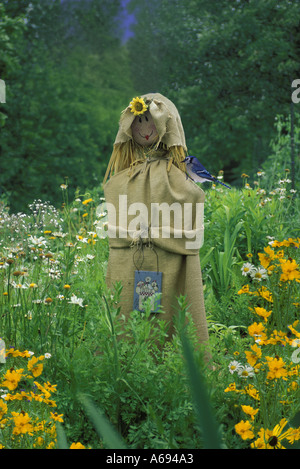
[[251, 419, 294, 449], [129, 97, 148, 116]]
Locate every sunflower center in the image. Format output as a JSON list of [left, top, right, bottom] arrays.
[[268, 435, 278, 447], [135, 102, 143, 111]]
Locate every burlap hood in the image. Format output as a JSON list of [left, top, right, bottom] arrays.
[[114, 93, 187, 150]]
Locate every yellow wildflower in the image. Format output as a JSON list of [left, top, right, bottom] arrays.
[[50, 411, 64, 422], [235, 420, 255, 440], [253, 306, 272, 322], [34, 381, 51, 399], [0, 399, 8, 419], [1, 368, 24, 391], [257, 286, 273, 303], [244, 384, 260, 401], [268, 329, 289, 346], [281, 238, 300, 248], [275, 249, 285, 258], [43, 381, 57, 393], [70, 442, 86, 449], [248, 322, 267, 344], [238, 284, 250, 295], [82, 198, 93, 205], [279, 258, 300, 282], [35, 437, 45, 447], [286, 427, 300, 444], [47, 441, 56, 449], [252, 419, 294, 449], [224, 382, 237, 393], [258, 246, 275, 268], [241, 405, 259, 421], [266, 356, 288, 380], [11, 411, 34, 435], [288, 323, 300, 340], [245, 343, 262, 366], [28, 356, 44, 378]]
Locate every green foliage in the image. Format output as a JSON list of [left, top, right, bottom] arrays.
[[0, 2, 25, 127], [0, 0, 134, 213], [261, 113, 300, 191], [180, 331, 223, 449], [79, 395, 127, 450], [128, 0, 300, 179], [202, 202, 244, 300], [200, 148, 299, 314]]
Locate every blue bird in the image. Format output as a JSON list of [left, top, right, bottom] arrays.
[[183, 156, 231, 189]]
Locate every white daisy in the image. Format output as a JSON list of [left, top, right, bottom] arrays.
[[250, 267, 268, 282], [238, 365, 255, 379], [68, 294, 84, 307], [241, 263, 254, 276], [228, 360, 243, 374]]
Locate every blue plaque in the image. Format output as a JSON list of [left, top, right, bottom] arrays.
[[133, 270, 162, 313]]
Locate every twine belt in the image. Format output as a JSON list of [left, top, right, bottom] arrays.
[[131, 237, 159, 273], [128, 154, 173, 176]]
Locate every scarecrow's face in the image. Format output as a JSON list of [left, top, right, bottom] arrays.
[[131, 111, 158, 146]]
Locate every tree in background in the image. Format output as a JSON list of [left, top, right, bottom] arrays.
[[0, 0, 134, 212], [1, 0, 299, 212], [0, 2, 25, 127], [127, 0, 300, 181]]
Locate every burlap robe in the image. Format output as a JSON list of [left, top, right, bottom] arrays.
[[104, 153, 209, 346]]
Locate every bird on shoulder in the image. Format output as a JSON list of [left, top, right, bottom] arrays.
[[183, 156, 231, 189]]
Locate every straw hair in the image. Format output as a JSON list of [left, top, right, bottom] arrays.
[[103, 141, 187, 184]]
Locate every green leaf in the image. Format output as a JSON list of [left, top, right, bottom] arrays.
[[79, 394, 127, 449], [56, 422, 69, 449], [180, 332, 223, 449]]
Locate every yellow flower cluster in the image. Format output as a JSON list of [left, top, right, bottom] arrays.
[[235, 418, 300, 449], [225, 316, 300, 448], [0, 348, 86, 449], [225, 237, 300, 449], [239, 237, 300, 292], [238, 237, 300, 325]]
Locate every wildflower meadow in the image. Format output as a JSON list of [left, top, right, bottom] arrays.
[[0, 155, 299, 449]]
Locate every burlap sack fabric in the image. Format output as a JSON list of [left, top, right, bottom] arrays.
[[103, 93, 210, 346], [114, 93, 187, 150]]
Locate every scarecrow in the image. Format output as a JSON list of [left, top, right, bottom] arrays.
[[103, 93, 209, 348]]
